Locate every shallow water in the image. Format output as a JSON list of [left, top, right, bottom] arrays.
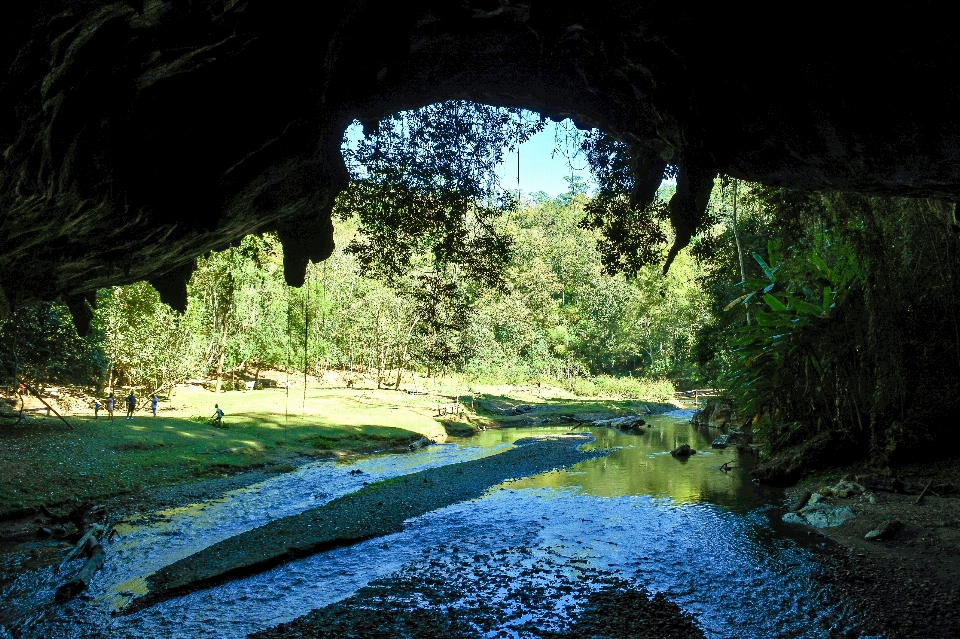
[[0, 410, 874, 638]]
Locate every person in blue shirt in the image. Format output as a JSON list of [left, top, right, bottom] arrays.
[[150, 394, 159, 417], [212, 404, 224, 427]]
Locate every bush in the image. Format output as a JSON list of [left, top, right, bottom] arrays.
[[557, 374, 675, 401]]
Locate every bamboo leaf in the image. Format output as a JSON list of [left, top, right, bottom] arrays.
[[724, 293, 751, 311], [767, 240, 782, 269], [752, 252, 773, 278], [809, 253, 829, 276], [763, 294, 787, 312], [787, 296, 826, 317]]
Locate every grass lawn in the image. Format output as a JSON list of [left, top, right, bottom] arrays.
[[0, 375, 680, 518], [0, 385, 444, 517]]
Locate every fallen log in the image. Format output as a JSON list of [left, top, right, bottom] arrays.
[[21, 381, 73, 429], [57, 524, 105, 573], [591, 415, 646, 429], [55, 540, 105, 602]]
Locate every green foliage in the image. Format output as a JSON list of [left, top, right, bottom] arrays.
[[722, 239, 862, 437], [0, 302, 106, 385], [558, 375, 675, 402], [694, 181, 960, 465], [336, 102, 544, 286], [97, 282, 192, 390]]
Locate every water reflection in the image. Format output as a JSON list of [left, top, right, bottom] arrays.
[[1, 410, 866, 639], [464, 412, 779, 512]]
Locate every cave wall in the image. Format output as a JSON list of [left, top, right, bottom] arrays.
[[3, 1, 959, 326]]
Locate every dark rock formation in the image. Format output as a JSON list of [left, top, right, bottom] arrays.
[[670, 444, 695, 458], [4, 3, 960, 328]]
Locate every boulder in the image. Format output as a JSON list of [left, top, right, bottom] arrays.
[[782, 503, 856, 528], [708, 403, 735, 429], [670, 444, 696, 458], [711, 434, 730, 449], [691, 399, 739, 429], [865, 519, 902, 541]]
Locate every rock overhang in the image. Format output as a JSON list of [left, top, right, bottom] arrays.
[[2, 2, 959, 330]]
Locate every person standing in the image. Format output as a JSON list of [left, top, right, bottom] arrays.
[[125, 391, 136, 420], [93, 398, 101, 420], [150, 393, 159, 417], [106, 394, 115, 422]]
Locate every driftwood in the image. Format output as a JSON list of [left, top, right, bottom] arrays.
[[593, 415, 646, 430], [40, 503, 105, 530], [37, 503, 110, 601], [791, 490, 813, 512], [21, 381, 73, 429], [916, 479, 934, 505], [56, 524, 105, 573], [408, 436, 434, 450], [55, 539, 106, 602]]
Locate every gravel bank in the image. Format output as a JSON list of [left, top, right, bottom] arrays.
[[785, 457, 960, 638], [250, 579, 704, 639], [127, 434, 602, 613]]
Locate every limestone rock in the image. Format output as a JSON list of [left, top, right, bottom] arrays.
[[798, 504, 856, 528], [865, 519, 902, 541], [3, 6, 960, 306], [711, 434, 730, 449], [782, 503, 856, 528]]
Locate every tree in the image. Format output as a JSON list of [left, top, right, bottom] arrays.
[[96, 282, 190, 391]]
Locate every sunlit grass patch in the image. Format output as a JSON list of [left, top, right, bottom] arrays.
[[0, 390, 433, 516]]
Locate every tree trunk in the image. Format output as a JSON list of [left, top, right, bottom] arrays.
[[215, 348, 226, 394], [215, 315, 228, 393]]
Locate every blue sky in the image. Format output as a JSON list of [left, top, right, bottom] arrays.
[[495, 119, 595, 198], [343, 117, 595, 199]]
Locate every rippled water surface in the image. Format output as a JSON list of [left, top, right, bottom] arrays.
[[0, 410, 873, 638]]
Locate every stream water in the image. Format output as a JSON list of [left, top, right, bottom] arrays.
[[0, 410, 878, 638]]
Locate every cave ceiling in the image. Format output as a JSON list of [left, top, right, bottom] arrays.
[[2, 1, 958, 329]]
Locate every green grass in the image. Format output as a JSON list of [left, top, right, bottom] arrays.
[[0, 374, 679, 517], [558, 375, 676, 401], [0, 385, 444, 517]]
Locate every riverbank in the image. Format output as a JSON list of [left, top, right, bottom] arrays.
[[783, 457, 960, 638], [0, 377, 678, 520], [126, 434, 605, 613], [0, 388, 435, 521], [1, 410, 860, 638]]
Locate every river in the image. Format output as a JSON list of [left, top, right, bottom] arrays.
[[0, 409, 878, 638]]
